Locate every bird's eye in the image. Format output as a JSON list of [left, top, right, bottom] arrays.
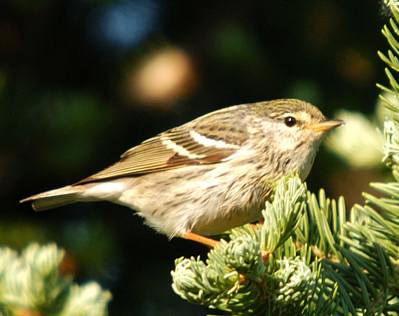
[[284, 116, 297, 127]]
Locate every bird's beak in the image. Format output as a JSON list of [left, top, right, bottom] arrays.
[[306, 119, 344, 133]]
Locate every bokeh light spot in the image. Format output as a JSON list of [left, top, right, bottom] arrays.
[[88, 0, 159, 53], [124, 47, 197, 109]]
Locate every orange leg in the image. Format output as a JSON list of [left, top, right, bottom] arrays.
[[182, 231, 219, 248], [251, 218, 264, 230]]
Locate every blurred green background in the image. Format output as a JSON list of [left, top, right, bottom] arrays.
[[0, 0, 387, 315]]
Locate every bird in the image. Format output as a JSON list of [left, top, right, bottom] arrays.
[[21, 99, 343, 247]]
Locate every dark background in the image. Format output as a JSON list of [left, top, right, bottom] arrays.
[[0, 0, 386, 315]]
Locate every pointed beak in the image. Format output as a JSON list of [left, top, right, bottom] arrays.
[[306, 119, 344, 133]]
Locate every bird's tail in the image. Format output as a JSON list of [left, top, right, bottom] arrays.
[[20, 185, 82, 211]]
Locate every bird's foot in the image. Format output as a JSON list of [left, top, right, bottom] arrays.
[[182, 231, 219, 248]]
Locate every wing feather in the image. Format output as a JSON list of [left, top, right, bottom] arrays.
[[78, 106, 249, 183]]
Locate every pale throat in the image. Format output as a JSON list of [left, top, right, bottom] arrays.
[[277, 134, 300, 151], [296, 138, 321, 180], [262, 121, 302, 151], [263, 122, 320, 180]]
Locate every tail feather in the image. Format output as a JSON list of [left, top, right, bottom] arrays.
[[20, 185, 81, 211]]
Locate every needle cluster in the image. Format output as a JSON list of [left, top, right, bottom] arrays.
[[171, 3, 399, 315]]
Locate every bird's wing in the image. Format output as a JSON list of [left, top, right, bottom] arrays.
[[78, 108, 249, 183]]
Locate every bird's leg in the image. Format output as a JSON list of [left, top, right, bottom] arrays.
[[182, 231, 219, 248], [250, 217, 264, 230]]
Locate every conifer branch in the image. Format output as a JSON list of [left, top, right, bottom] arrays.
[[171, 2, 399, 314], [0, 244, 110, 316]]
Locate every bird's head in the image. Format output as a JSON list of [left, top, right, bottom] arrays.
[[250, 99, 343, 179], [252, 99, 343, 148]]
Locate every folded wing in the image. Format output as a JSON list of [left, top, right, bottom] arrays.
[[79, 108, 249, 183]]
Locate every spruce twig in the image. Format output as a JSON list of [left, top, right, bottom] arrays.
[[171, 2, 399, 315], [0, 244, 111, 316]]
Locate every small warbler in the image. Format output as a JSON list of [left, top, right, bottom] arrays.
[[21, 99, 342, 246]]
